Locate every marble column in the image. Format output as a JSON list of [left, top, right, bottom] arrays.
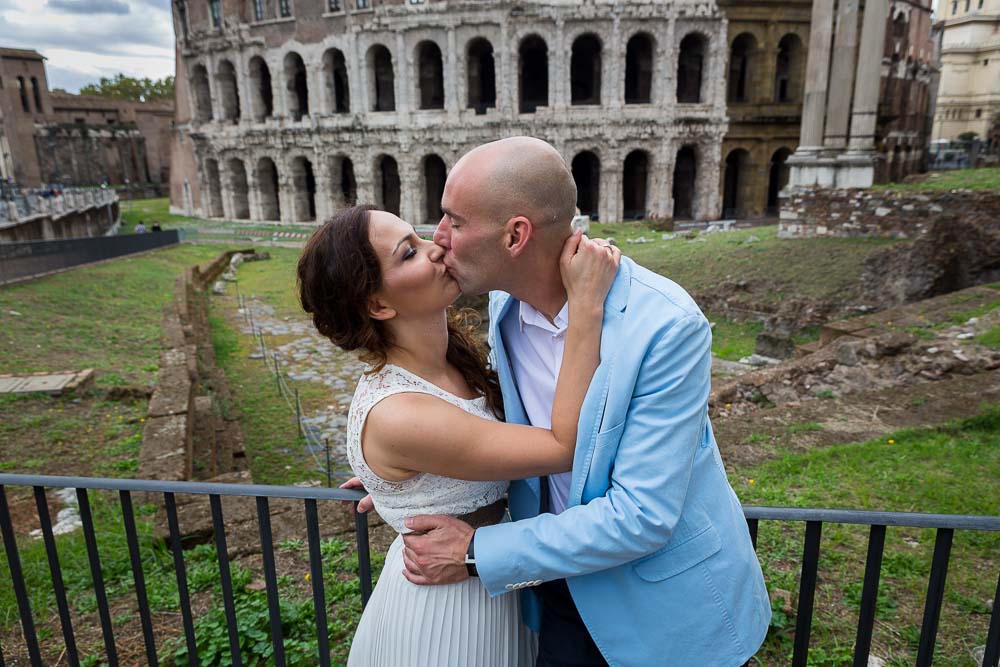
[[848, 0, 889, 154], [823, 0, 861, 151], [446, 28, 460, 121], [796, 0, 836, 150]]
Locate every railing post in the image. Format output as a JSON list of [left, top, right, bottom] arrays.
[[355, 506, 373, 608], [209, 494, 244, 667], [916, 527, 954, 667], [32, 486, 79, 667], [0, 486, 43, 667], [852, 524, 886, 667], [984, 572, 1000, 667], [77, 488, 119, 666], [255, 496, 286, 667], [792, 521, 822, 667]]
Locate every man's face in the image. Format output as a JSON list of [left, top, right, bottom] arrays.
[[433, 168, 506, 295]]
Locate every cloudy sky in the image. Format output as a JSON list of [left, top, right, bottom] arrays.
[[0, 0, 175, 93]]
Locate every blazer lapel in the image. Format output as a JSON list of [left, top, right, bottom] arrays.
[[568, 260, 631, 507], [490, 293, 539, 500]]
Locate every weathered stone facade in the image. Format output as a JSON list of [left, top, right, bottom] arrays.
[[717, 0, 811, 218], [0, 48, 174, 190], [786, 0, 937, 189], [169, 0, 732, 224]]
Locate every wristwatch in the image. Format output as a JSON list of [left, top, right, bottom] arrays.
[[464, 530, 478, 577]]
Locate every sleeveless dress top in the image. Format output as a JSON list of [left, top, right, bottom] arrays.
[[346, 363, 508, 532], [344, 363, 536, 666]]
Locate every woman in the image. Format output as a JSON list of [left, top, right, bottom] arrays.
[[297, 205, 619, 666]]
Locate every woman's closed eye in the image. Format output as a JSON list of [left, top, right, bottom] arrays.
[[402, 245, 417, 260]]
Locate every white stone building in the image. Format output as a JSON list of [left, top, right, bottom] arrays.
[[931, 0, 1000, 143], [169, 0, 730, 225]]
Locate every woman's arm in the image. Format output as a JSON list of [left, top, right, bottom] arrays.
[[362, 235, 620, 482]]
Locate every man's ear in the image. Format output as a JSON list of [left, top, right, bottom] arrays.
[[504, 216, 533, 258], [368, 295, 396, 321]]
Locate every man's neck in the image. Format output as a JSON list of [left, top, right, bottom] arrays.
[[506, 263, 566, 324]]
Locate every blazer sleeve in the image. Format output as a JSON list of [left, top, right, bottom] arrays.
[[475, 312, 712, 596]]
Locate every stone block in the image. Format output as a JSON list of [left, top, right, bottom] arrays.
[[138, 414, 190, 483], [148, 364, 193, 418]]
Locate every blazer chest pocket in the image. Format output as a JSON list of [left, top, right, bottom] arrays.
[[633, 523, 722, 582]]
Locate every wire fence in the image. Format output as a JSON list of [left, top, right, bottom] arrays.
[[233, 279, 347, 487]]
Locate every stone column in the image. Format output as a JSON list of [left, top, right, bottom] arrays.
[[607, 16, 622, 111], [699, 138, 723, 221], [395, 31, 410, 120], [553, 20, 566, 111], [823, 0, 861, 151], [446, 28, 461, 121], [796, 1, 836, 150], [847, 0, 889, 154], [246, 154, 263, 222], [312, 152, 330, 222], [499, 19, 513, 117], [348, 33, 365, 115]]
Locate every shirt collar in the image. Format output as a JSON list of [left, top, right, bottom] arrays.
[[517, 299, 569, 334]]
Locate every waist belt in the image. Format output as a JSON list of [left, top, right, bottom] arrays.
[[455, 498, 507, 529]]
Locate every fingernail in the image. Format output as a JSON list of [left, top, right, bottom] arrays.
[[405, 517, 413, 527]]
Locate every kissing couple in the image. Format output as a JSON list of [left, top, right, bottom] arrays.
[[297, 137, 770, 667]]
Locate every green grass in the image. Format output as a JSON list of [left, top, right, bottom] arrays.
[[591, 224, 896, 304], [978, 324, 1000, 349], [733, 406, 1000, 665], [872, 167, 1000, 192], [708, 315, 763, 361], [0, 243, 222, 386]]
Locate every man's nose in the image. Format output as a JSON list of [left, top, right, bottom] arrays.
[[433, 217, 449, 248]]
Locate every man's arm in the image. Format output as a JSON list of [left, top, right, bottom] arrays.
[[402, 313, 712, 590]]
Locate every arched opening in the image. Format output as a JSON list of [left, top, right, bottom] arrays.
[[227, 158, 250, 219], [766, 148, 792, 214], [417, 41, 445, 110], [376, 155, 400, 216], [774, 34, 804, 103], [284, 52, 309, 121], [422, 155, 447, 225], [722, 149, 752, 219], [728, 33, 757, 103], [30, 77, 42, 112], [519, 35, 548, 113], [570, 33, 602, 105], [216, 59, 241, 123], [467, 38, 496, 114], [249, 56, 274, 121], [625, 33, 654, 104], [291, 156, 316, 221], [323, 48, 350, 113], [16, 76, 30, 112], [672, 146, 697, 220], [205, 158, 224, 218], [191, 64, 213, 122], [571, 151, 600, 218], [256, 157, 280, 221], [677, 33, 706, 104], [622, 150, 649, 220], [368, 45, 395, 112], [329, 155, 357, 209]]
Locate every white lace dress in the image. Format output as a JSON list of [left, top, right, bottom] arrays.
[[345, 364, 537, 667]]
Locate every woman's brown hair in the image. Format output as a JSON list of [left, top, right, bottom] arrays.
[[297, 205, 504, 419]]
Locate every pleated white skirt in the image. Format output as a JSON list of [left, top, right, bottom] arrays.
[[347, 534, 538, 666]]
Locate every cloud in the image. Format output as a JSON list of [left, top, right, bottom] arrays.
[[0, 1, 175, 93], [47, 0, 130, 14]]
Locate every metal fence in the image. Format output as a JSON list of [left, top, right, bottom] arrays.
[[0, 473, 997, 667], [0, 230, 180, 286]]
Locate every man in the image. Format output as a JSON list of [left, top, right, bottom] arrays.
[[401, 137, 770, 666]]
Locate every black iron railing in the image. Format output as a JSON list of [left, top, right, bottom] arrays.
[[0, 474, 997, 667]]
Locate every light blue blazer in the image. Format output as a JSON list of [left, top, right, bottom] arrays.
[[475, 257, 771, 667]]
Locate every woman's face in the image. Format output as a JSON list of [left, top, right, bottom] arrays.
[[368, 210, 460, 319]]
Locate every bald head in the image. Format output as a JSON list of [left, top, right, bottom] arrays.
[[448, 137, 577, 236]]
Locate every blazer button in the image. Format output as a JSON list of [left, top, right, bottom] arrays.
[[505, 584, 515, 591]]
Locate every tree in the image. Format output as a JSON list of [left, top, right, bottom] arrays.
[[79, 74, 174, 102]]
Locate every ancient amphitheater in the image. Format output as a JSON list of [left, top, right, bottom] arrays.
[[170, 0, 743, 225]]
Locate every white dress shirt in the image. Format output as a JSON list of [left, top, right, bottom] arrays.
[[500, 299, 572, 514]]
